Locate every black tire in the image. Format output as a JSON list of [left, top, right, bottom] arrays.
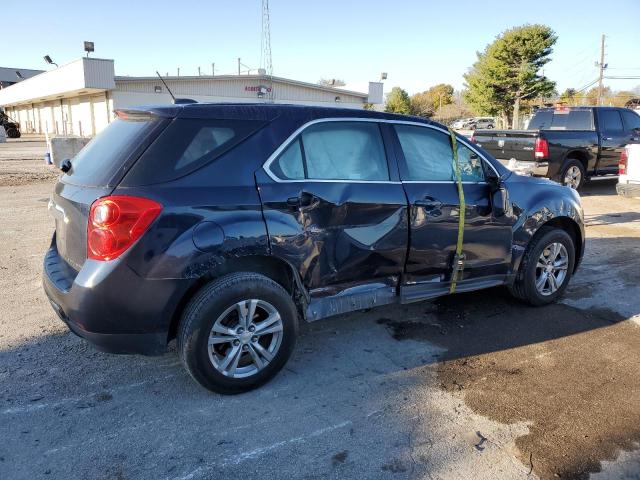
[[177, 272, 299, 394], [6, 128, 20, 139], [559, 158, 586, 190], [508, 227, 575, 306]]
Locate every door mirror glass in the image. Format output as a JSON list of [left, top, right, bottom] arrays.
[[491, 186, 508, 217]]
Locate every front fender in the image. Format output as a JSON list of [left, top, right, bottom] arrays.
[[506, 176, 584, 275]]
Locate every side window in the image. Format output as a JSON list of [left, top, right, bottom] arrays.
[[270, 121, 389, 181], [175, 126, 234, 169], [302, 122, 388, 181], [598, 110, 624, 132], [622, 110, 640, 130], [271, 138, 304, 180], [457, 142, 485, 181], [395, 125, 454, 181]]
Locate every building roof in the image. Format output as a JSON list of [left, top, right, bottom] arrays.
[[0, 67, 44, 84], [115, 74, 369, 99]]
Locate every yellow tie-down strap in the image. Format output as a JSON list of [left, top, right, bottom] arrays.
[[448, 128, 466, 294]]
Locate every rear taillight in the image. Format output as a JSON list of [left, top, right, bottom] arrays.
[[534, 137, 549, 159], [619, 148, 628, 175], [88, 196, 162, 261]]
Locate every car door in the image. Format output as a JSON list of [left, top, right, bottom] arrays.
[[256, 119, 409, 319], [597, 109, 628, 173], [621, 109, 640, 145], [390, 123, 512, 301]]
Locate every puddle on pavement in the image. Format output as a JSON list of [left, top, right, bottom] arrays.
[[379, 288, 640, 480]]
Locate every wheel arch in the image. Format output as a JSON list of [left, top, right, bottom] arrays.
[[167, 254, 307, 342], [562, 149, 590, 174]]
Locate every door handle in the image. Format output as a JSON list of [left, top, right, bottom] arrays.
[[415, 197, 443, 209], [287, 192, 319, 210], [603, 136, 613, 141]]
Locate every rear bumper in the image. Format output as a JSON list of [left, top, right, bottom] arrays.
[[498, 159, 549, 177], [42, 241, 191, 356], [616, 182, 640, 198]]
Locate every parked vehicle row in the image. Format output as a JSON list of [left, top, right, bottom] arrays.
[[43, 104, 584, 393], [452, 117, 495, 130], [473, 106, 640, 189]]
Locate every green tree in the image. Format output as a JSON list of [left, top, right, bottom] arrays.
[[410, 84, 454, 118], [464, 24, 557, 128], [385, 87, 411, 114], [559, 88, 577, 105]]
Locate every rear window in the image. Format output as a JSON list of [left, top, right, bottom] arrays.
[[528, 109, 593, 131], [124, 118, 266, 185], [63, 116, 159, 186]]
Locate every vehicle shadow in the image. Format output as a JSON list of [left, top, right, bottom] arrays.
[[585, 210, 640, 227], [580, 177, 618, 197], [1, 239, 638, 480]]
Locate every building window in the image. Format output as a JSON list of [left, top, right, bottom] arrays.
[[154, 86, 162, 93]]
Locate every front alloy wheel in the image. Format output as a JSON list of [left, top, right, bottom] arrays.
[[535, 242, 569, 296], [508, 227, 575, 306]]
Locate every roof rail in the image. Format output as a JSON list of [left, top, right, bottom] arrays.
[[174, 98, 197, 105]]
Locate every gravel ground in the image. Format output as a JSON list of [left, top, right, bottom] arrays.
[[0, 149, 639, 480]]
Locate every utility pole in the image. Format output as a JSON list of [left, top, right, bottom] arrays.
[[238, 58, 241, 75], [597, 34, 606, 106], [211, 63, 215, 76]]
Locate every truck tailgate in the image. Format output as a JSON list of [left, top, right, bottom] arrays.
[[474, 129, 538, 162]]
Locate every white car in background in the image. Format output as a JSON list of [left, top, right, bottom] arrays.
[[617, 144, 640, 198]]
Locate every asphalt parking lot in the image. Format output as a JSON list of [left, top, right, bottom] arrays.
[[1, 141, 639, 480]]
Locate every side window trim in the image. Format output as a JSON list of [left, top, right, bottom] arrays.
[[262, 118, 498, 183]]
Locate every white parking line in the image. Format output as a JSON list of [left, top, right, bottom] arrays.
[[168, 420, 352, 480]]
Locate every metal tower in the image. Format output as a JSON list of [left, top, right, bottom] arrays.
[[260, 0, 274, 101]]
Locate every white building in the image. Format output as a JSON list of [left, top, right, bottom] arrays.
[[0, 58, 383, 137]]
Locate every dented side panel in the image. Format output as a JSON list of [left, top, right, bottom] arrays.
[[256, 169, 409, 300]]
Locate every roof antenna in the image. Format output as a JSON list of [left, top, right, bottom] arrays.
[[155, 71, 196, 104], [156, 71, 176, 102]]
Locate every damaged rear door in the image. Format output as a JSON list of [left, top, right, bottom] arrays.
[[256, 119, 408, 320]]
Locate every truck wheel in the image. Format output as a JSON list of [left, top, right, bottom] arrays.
[[508, 227, 575, 306], [559, 159, 585, 190], [177, 272, 298, 394], [6, 128, 20, 138]]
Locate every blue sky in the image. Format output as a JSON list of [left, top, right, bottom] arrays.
[[3, 0, 639, 95]]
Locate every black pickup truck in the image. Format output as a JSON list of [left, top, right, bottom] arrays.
[[472, 106, 640, 189]]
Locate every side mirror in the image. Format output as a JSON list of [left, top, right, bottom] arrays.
[[485, 169, 508, 217], [485, 167, 501, 192], [60, 159, 72, 173]]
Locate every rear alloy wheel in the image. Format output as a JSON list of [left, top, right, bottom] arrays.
[[560, 159, 585, 190], [509, 228, 575, 306], [178, 272, 298, 394], [207, 299, 284, 379]]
